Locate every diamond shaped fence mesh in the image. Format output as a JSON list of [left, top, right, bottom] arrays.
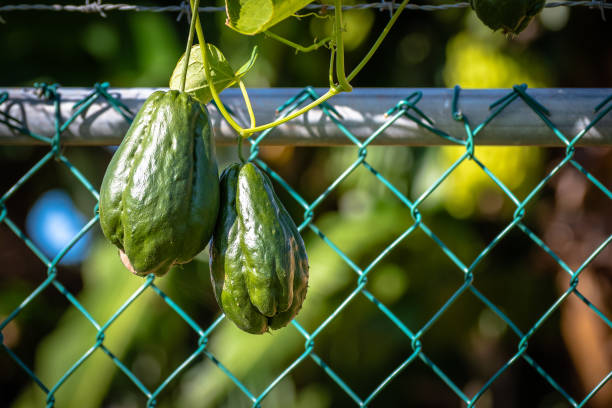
[[1, 83, 612, 407]]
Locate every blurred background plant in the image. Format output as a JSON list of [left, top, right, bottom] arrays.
[[1, 1, 612, 407]]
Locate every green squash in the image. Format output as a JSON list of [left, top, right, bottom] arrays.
[[99, 90, 220, 276], [470, 0, 546, 36], [210, 163, 309, 334]]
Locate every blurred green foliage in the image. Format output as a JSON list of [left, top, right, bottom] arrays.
[[1, 2, 612, 407]]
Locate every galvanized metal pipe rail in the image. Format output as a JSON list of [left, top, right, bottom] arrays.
[[1, 87, 611, 146]]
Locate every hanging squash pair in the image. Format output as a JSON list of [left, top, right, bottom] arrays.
[[98, 90, 308, 334]]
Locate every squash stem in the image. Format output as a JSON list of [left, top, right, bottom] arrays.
[[237, 79, 252, 162], [179, 0, 201, 93], [237, 135, 245, 163]]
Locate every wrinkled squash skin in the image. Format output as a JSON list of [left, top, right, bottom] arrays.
[[470, 0, 546, 36], [99, 90, 219, 276], [210, 163, 309, 334]]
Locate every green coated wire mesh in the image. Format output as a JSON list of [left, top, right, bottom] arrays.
[[1, 82, 612, 407]]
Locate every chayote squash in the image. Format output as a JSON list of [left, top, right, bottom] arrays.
[[470, 0, 546, 36], [210, 163, 309, 334], [99, 90, 220, 277]]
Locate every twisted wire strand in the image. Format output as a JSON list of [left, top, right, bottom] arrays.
[[0, 1, 610, 15]]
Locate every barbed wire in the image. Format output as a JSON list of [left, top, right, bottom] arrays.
[[0, 1, 610, 18]]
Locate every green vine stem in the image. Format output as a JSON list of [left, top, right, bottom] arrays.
[[189, 0, 244, 135], [347, 0, 411, 82], [328, 46, 336, 88], [244, 88, 338, 134], [238, 79, 256, 128], [191, 0, 334, 138], [264, 30, 332, 53], [333, 0, 352, 92], [179, 0, 200, 93], [189, 0, 410, 139]]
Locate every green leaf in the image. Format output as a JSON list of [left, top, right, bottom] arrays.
[[235, 45, 259, 77], [225, 0, 313, 35], [169, 43, 257, 105]]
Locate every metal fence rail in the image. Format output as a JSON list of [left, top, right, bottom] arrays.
[[1, 83, 612, 407], [2, 87, 612, 146]]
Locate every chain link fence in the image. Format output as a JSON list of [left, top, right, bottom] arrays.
[[1, 83, 612, 407]]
